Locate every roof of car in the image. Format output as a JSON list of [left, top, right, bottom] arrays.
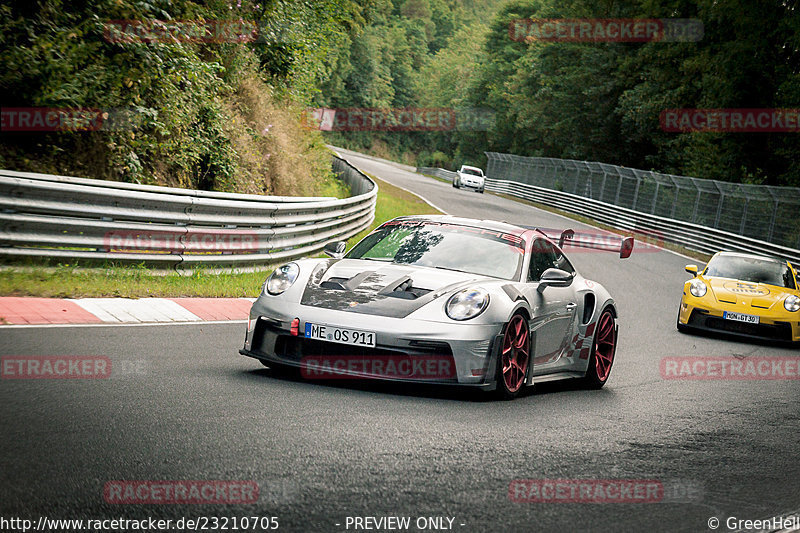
[[714, 251, 787, 265], [460, 165, 483, 171], [390, 215, 530, 235]]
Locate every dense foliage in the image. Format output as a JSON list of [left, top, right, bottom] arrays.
[[0, 0, 370, 194]]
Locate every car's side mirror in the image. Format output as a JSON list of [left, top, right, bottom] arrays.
[[323, 241, 347, 258], [685, 265, 698, 276], [537, 268, 574, 293]]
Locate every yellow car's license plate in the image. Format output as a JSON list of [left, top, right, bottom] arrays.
[[723, 311, 760, 324]]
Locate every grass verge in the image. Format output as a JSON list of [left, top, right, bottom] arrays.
[[0, 175, 441, 298]]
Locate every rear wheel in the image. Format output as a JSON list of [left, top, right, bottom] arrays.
[[495, 314, 530, 400], [580, 308, 616, 389]]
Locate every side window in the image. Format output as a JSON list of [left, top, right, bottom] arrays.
[[528, 239, 558, 281], [785, 263, 797, 290], [553, 248, 575, 274], [529, 238, 575, 281]]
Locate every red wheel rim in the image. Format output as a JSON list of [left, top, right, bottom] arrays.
[[501, 315, 530, 393], [594, 311, 616, 382]]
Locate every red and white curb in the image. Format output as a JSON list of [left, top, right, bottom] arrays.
[[0, 297, 256, 326]]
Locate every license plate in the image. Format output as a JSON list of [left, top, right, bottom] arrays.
[[723, 311, 760, 324], [304, 322, 376, 347]]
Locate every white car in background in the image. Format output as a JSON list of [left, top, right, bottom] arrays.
[[453, 165, 485, 193]]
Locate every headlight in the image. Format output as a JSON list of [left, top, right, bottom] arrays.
[[689, 279, 707, 297], [445, 288, 489, 321], [265, 263, 300, 295], [785, 295, 800, 312]]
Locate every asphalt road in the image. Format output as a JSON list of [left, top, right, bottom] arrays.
[[1, 149, 798, 533]]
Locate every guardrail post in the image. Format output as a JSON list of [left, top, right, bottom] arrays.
[[712, 182, 725, 229], [571, 161, 581, 195], [738, 198, 748, 236], [631, 172, 642, 211], [668, 176, 680, 219], [767, 201, 778, 242], [598, 166, 607, 201], [613, 168, 623, 205], [764, 188, 781, 243], [651, 182, 660, 214], [691, 188, 701, 224]]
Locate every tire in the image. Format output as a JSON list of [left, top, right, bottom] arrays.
[[495, 313, 531, 400], [676, 306, 689, 333], [580, 308, 617, 389]]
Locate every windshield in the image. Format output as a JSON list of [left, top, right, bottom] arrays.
[[461, 168, 483, 176], [346, 221, 524, 280], [704, 255, 796, 289]]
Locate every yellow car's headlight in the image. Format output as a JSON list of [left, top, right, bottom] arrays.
[[689, 279, 707, 298], [785, 295, 800, 312]]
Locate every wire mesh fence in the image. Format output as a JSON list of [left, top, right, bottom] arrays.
[[485, 153, 800, 250]]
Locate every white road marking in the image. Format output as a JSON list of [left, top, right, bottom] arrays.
[[70, 298, 203, 323]]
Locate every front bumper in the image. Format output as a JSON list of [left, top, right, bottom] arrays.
[[459, 179, 484, 190], [241, 298, 503, 389], [679, 294, 800, 343]]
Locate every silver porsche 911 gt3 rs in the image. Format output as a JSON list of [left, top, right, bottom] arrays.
[[240, 215, 633, 399]]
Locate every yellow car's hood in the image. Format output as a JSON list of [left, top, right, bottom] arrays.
[[705, 277, 795, 310]]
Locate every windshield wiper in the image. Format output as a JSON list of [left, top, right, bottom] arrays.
[[429, 265, 471, 274]]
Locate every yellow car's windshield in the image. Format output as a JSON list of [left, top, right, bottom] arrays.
[[704, 255, 796, 289]]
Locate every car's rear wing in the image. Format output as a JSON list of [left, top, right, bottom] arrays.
[[525, 227, 634, 259]]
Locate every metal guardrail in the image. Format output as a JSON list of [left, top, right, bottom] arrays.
[[0, 156, 377, 268], [415, 165, 800, 264], [484, 152, 800, 251], [417, 167, 457, 181]]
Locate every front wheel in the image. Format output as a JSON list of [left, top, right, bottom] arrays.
[[495, 314, 531, 400], [676, 306, 689, 333], [580, 308, 616, 389]]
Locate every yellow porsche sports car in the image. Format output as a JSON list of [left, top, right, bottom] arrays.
[[678, 251, 800, 344]]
